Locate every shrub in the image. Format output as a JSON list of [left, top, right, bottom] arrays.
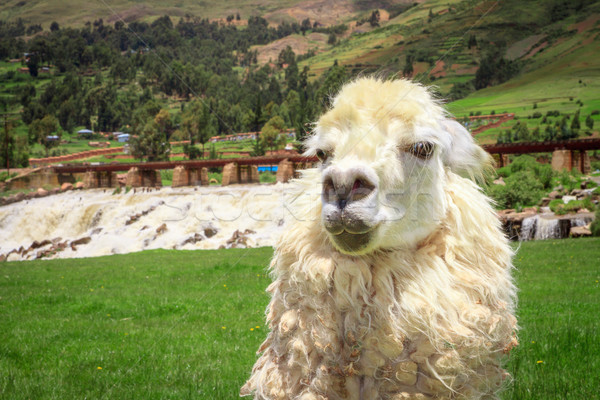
[[548, 198, 564, 211], [487, 170, 545, 209], [551, 197, 595, 215], [506, 155, 554, 189], [557, 169, 581, 192], [259, 172, 277, 183], [591, 208, 600, 236]]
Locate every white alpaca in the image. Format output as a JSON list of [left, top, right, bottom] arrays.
[[241, 78, 517, 400]]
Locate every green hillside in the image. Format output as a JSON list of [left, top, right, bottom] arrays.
[[0, 0, 599, 165], [0, 0, 302, 27]]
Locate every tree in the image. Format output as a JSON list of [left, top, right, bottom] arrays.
[[154, 109, 176, 140], [0, 106, 18, 170], [301, 18, 311, 35], [512, 121, 530, 142], [181, 100, 216, 158], [328, 33, 337, 45], [27, 54, 39, 77], [402, 53, 414, 77], [130, 120, 171, 162], [467, 34, 477, 49], [29, 115, 60, 156], [369, 10, 380, 27], [315, 61, 346, 111], [50, 21, 60, 32], [260, 116, 287, 154], [544, 125, 556, 141], [558, 116, 574, 140], [277, 45, 296, 67], [570, 110, 580, 132], [586, 114, 594, 130]]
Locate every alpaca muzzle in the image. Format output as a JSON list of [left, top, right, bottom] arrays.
[[321, 166, 379, 253]]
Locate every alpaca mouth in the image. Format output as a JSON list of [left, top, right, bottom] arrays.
[[330, 230, 374, 253]]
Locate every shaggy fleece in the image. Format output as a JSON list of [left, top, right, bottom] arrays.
[[241, 78, 517, 400]]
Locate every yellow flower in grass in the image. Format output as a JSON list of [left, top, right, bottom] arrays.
[[222, 326, 226, 330], [250, 328, 254, 331], [256, 326, 260, 329], [97, 366, 102, 370], [537, 360, 543, 364]]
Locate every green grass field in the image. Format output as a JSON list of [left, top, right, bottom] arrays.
[[0, 239, 599, 399]]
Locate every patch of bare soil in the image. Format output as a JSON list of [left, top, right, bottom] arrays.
[[570, 14, 600, 33], [106, 5, 154, 24], [430, 60, 445, 77], [264, 0, 356, 26], [254, 33, 328, 64], [524, 41, 548, 59]]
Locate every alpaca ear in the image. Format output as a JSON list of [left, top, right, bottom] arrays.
[[441, 119, 493, 181]]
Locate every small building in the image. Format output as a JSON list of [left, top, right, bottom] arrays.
[[78, 129, 94, 136]]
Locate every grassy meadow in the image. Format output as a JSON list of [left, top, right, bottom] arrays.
[[0, 238, 599, 399]]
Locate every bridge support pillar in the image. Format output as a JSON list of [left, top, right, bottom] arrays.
[[98, 171, 117, 188], [222, 163, 239, 186], [239, 165, 259, 184], [572, 150, 590, 174], [495, 154, 510, 168], [126, 168, 162, 188], [200, 167, 209, 186], [172, 166, 189, 187], [173, 166, 210, 187], [83, 171, 98, 188], [276, 159, 295, 183], [551, 150, 572, 172]]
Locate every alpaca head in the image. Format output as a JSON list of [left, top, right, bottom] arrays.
[[304, 77, 491, 254]]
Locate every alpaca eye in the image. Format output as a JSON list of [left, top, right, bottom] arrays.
[[315, 149, 331, 163], [407, 141, 434, 160]]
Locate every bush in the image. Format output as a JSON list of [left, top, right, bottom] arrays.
[[259, 172, 277, 183], [548, 198, 565, 213], [505, 155, 554, 189], [487, 170, 545, 209], [557, 169, 581, 192], [591, 208, 600, 236]]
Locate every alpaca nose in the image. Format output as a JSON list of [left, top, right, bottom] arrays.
[[322, 169, 376, 209]]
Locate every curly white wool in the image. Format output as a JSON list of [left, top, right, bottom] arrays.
[[241, 78, 517, 400]]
